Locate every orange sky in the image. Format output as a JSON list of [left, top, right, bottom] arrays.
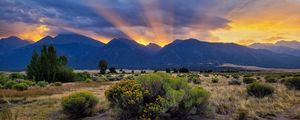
[[1, 0, 300, 46]]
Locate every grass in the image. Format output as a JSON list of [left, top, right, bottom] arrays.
[[0, 81, 114, 120], [0, 72, 299, 120], [200, 75, 300, 119]]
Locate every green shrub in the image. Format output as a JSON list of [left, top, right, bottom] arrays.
[[51, 82, 62, 86], [247, 82, 274, 98], [106, 73, 210, 119], [55, 67, 75, 82], [243, 77, 256, 84], [37, 81, 49, 87], [243, 74, 253, 78], [4, 80, 17, 89], [0, 84, 4, 89], [284, 77, 300, 90], [61, 91, 99, 118], [203, 74, 209, 77], [75, 72, 91, 81], [232, 74, 239, 79], [9, 73, 26, 80], [85, 79, 93, 83], [12, 83, 29, 91], [212, 78, 219, 83], [21, 80, 36, 87], [0, 73, 9, 85], [188, 74, 201, 84], [265, 76, 278, 83], [228, 79, 241, 85], [179, 68, 189, 73]]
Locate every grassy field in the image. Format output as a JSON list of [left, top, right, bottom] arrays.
[[0, 72, 299, 120]]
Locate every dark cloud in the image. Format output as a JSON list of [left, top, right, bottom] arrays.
[[0, 0, 230, 41]]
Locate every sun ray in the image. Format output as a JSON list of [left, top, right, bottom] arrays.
[[138, 0, 173, 46], [84, 0, 150, 45]]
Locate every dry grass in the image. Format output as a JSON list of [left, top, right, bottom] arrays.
[[199, 75, 300, 120], [1, 73, 299, 120], [0, 81, 113, 98], [0, 81, 114, 120]]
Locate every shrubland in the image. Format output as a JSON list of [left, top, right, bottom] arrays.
[[105, 73, 210, 119]]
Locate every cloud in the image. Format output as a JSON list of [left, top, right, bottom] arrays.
[[0, 0, 299, 45]]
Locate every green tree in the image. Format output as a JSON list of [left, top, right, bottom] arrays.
[[26, 45, 73, 82], [98, 59, 108, 74], [26, 50, 40, 80]]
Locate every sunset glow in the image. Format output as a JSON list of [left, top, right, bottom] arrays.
[[19, 25, 50, 41], [1, 0, 300, 46]]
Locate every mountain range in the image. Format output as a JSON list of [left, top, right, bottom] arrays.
[[1, 34, 300, 71], [249, 40, 300, 57], [0, 36, 32, 55]]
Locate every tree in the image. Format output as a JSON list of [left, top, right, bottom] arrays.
[[26, 50, 40, 80], [98, 59, 108, 74], [26, 45, 74, 82], [179, 68, 189, 73], [166, 69, 171, 73], [109, 67, 117, 73]]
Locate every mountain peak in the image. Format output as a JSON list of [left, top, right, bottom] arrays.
[[276, 40, 299, 44], [147, 43, 161, 48], [275, 40, 300, 50], [5, 36, 22, 40], [0, 36, 32, 54], [109, 38, 134, 42], [35, 34, 104, 47], [107, 38, 139, 47], [146, 43, 162, 52]]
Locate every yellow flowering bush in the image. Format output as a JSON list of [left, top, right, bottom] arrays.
[[105, 73, 210, 119]]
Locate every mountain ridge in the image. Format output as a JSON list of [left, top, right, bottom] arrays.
[[1, 34, 300, 70], [249, 40, 300, 56]]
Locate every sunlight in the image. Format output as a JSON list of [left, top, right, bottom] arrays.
[[19, 25, 50, 41], [138, 0, 173, 46], [84, 0, 150, 45]]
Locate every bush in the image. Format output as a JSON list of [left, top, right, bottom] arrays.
[[85, 79, 93, 83], [212, 78, 219, 83], [51, 82, 62, 86], [105, 80, 145, 119], [75, 72, 91, 81], [166, 69, 171, 73], [188, 74, 201, 84], [55, 67, 75, 83], [0, 73, 9, 85], [203, 74, 209, 77], [109, 67, 117, 73], [105, 73, 210, 119], [21, 80, 36, 87], [0, 84, 4, 89], [247, 82, 274, 98], [12, 83, 29, 91], [265, 76, 278, 83], [243, 74, 253, 78], [4, 80, 17, 89], [9, 73, 26, 80], [232, 74, 239, 79], [179, 68, 189, 73], [284, 77, 300, 90], [228, 79, 241, 85], [61, 91, 99, 118], [37, 81, 49, 87], [243, 77, 256, 84]]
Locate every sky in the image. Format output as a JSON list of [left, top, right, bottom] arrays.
[[0, 0, 300, 46]]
